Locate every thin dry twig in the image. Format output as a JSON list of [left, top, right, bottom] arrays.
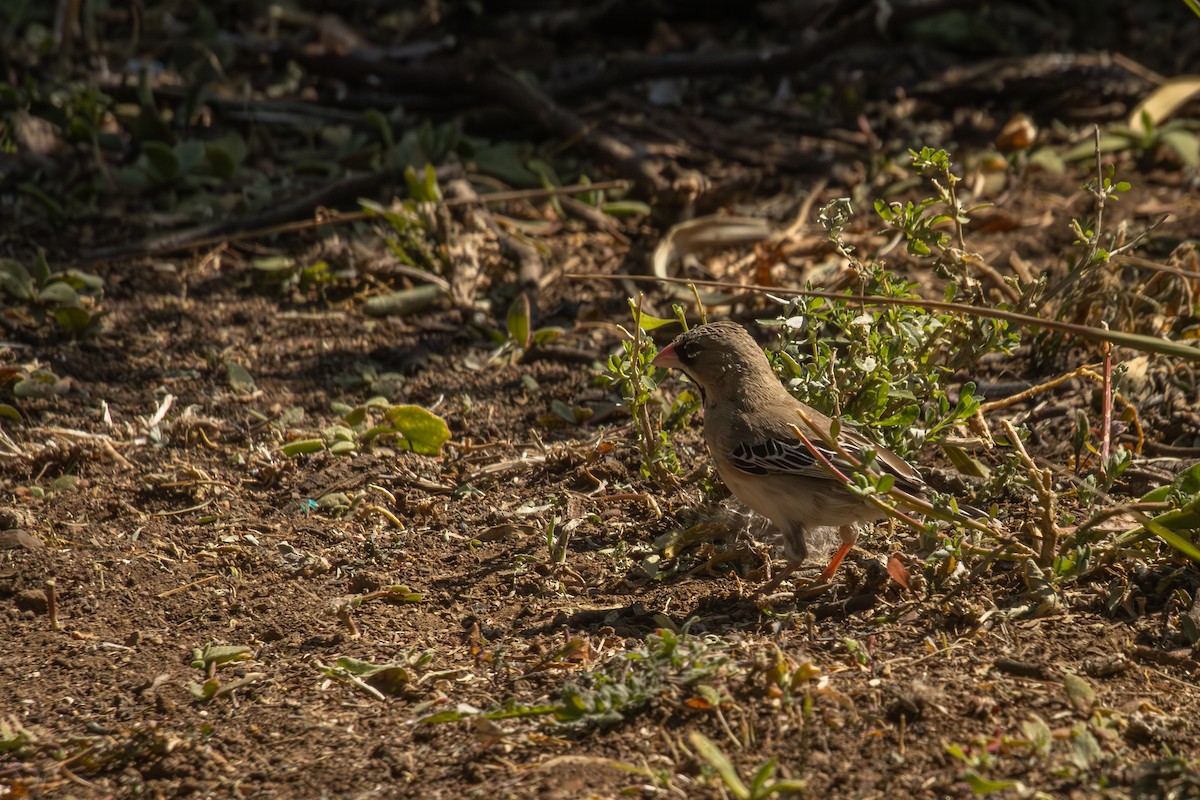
[[88, 178, 629, 263], [566, 272, 1200, 362], [156, 574, 221, 599], [978, 364, 1101, 414], [548, 0, 981, 98], [1001, 419, 1060, 567]]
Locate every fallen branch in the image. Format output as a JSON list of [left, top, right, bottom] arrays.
[[548, 0, 983, 98]]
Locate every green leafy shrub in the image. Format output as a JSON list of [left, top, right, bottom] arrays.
[[0, 250, 104, 335]]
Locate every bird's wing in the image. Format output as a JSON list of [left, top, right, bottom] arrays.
[[726, 423, 925, 494], [727, 436, 836, 481]]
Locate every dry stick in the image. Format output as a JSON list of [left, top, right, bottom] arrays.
[[1076, 501, 1172, 534], [1106, 213, 1172, 262], [274, 45, 671, 198], [89, 178, 629, 263], [45, 579, 60, 631], [566, 272, 1200, 362], [548, 0, 982, 98], [337, 604, 361, 638], [972, 258, 1022, 304], [156, 574, 221, 599], [86, 169, 394, 263], [1100, 331, 1114, 476], [1078, 368, 1146, 454], [977, 364, 1101, 414], [1001, 419, 1060, 567], [475, 68, 672, 199], [1115, 253, 1200, 282], [977, 361, 1145, 454], [1033, 132, 1170, 311], [688, 283, 709, 325]]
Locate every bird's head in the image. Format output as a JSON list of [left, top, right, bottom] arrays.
[[651, 320, 774, 396]]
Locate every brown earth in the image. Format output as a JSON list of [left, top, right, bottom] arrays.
[[4, 171, 1200, 797], [4, 2, 1200, 798]]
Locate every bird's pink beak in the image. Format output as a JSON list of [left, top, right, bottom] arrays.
[[651, 342, 682, 369]]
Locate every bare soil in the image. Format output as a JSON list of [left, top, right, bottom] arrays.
[[4, 2, 1200, 798]]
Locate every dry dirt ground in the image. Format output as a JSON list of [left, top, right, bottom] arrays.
[[5, 3, 1200, 798], [3, 165, 1200, 800]]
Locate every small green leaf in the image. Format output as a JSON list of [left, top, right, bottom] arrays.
[[962, 771, 1017, 795], [192, 643, 252, 668], [281, 439, 326, 456], [404, 164, 441, 202], [251, 256, 296, 273], [1069, 728, 1103, 769], [422, 162, 442, 201], [141, 141, 180, 179], [50, 475, 79, 493], [531, 327, 562, 345], [0, 404, 22, 422], [1063, 133, 1133, 161], [1063, 673, 1096, 715], [187, 679, 220, 701], [1159, 129, 1200, 167], [362, 284, 446, 317], [1027, 147, 1065, 174], [13, 374, 60, 398], [941, 444, 992, 479], [52, 306, 95, 333], [226, 362, 256, 394], [628, 298, 679, 332], [748, 758, 777, 796], [37, 282, 79, 305], [62, 269, 104, 291], [384, 405, 451, 456], [762, 778, 808, 795], [174, 139, 206, 175], [551, 400, 577, 424], [688, 732, 749, 799], [1141, 515, 1200, 563], [876, 405, 920, 428], [601, 200, 652, 217], [31, 250, 51, 287], [507, 293, 531, 349], [0, 259, 35, 300], [419, 709, 472, 724]]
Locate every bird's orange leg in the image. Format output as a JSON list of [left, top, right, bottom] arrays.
[[816, 541, 854, 583], [815, 525, 858, 584]]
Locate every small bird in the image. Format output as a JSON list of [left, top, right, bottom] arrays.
[[651, 320, 925, 592]]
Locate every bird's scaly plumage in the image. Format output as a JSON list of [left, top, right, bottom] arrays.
[[652, 320, 925, 587]]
